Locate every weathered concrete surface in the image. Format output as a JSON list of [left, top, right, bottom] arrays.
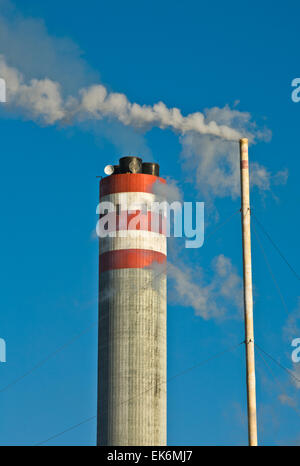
[[97, 268, 167, 446]]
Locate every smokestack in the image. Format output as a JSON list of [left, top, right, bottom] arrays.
[[239, 138, 258, 446], [97, 157, 167, 446]]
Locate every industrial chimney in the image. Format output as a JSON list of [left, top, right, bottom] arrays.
[[97, 156, 167, 446]]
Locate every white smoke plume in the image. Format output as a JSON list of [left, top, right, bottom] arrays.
[[283, 298, 300, 341], [250, 162, 288, 192], [168, 253, 243, 320], [78, 84, 243, 140], [152, 178, 183, 203], [290, 364, 300, 389], [0, 1, 287, 201], [278, 394, 297, 408], [1, 52, 285, 200], [0, 54, 244, 141], [0, 56, 65, 124], [0, 0, 98, 92], [180, 130, 286, 199], [144, 251, 242, 321]]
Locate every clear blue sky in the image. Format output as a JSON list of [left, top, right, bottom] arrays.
[[0, 0, 300, 446]]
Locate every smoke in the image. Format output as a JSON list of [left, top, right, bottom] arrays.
[[142, 244, 243, 321], [181, 134, 241, 199], [0, 56, 65, 124], [144, 251, 243, 321], [2, 42, 285, 199], [178, 105, 280, 200], [0, 1, 287, 200], [278, 393, 297, 408], [77, 84, 243, 140], [180, 128, 286, 200], [0, 0, 287, 203], [0, 0, 97, 92], [152, 178, 182, 203], [168, 253, 243, 320], [0, 2, 265, 144], [0, 54, 244, 141], [290, 364, 300, 389], [250, 163, 288, 192], [283, 299, 300, 341]]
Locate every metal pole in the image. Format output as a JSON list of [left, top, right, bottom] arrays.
[[239, 138, 258, 446]]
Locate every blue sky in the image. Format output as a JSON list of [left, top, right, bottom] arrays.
[[0, 0, 300, 446]]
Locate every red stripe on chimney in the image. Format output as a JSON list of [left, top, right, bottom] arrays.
[[100, 173, 166, 197], [99, 249, 167, 272]]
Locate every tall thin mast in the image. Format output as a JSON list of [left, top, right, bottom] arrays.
[[239, 138, 258, 446]]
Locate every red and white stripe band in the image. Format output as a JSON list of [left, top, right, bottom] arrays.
[[99, 174, 167, 272], [100, 173, 166, 197], [98, 210, 166, 235], [100, 230, 166, 255]]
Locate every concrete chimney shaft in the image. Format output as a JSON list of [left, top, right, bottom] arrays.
[[97, 164, 167, 446]]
